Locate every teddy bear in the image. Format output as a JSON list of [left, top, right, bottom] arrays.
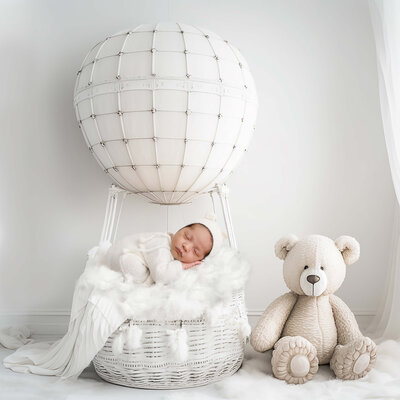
[[250, 234, 377, 384]]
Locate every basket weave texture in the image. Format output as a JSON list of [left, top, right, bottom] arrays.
[[93, 290, 247, 389]]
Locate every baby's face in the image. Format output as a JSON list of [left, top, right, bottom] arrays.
[[170, 224, 213, 263]]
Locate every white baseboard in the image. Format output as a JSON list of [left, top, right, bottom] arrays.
[[0, 310, 71, 336], [0, 309, 376, 336]]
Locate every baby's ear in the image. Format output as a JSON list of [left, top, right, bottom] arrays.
[[274, 234, 298, 260], [335, 236, 360, 266]]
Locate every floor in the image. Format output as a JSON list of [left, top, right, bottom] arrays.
[[1, 335, 400, 400]]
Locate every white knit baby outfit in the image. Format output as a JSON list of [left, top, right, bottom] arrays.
[[106, 232, 183, 286]]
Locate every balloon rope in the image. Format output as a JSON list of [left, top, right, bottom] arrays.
[[112, 191, 128, 243], [100, 188, 112, 243], [216, 184, 237, 249], [106, 193, 117, 243], [209, 191, 216, 215], [166, 205, 169, 232]]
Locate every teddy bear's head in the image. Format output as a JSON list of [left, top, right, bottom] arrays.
[[275, 234, 360, 296]]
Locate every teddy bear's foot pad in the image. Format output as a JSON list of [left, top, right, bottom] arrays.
[[271, 336, 318, 384], [330, 337, 377, 380]]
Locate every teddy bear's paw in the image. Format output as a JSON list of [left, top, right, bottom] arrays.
[[330, 336, 377, 380], [271, 336, 319, 384]]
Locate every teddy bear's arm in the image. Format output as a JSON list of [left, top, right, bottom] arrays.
[[329, 294, 363, 345], [250, 292, 298, 352]]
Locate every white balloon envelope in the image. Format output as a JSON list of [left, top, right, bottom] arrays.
[[74, 22, 258, 204]]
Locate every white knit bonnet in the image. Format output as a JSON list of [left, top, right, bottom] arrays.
[[188, 213, 225, 258]]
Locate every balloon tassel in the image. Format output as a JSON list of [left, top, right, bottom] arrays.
[[167, 327, 188, 362], [239, 319, 251, 343], [125, 323, 142, 350]]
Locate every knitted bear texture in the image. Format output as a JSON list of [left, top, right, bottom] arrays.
[[250, 234, 377, 384]]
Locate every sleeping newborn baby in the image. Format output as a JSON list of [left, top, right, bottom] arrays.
[[106, 215, 224, 286]]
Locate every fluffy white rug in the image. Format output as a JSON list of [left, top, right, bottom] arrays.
[[215, 340, 400, 400], [1, 338, 399, 399], [81, 243, 250, 320]]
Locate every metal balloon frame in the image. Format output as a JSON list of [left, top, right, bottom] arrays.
[[100, 183, 237, 250]]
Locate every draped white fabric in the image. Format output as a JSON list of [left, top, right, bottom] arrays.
[[1, 275, 127, 379], [368, 0, 400, 340]]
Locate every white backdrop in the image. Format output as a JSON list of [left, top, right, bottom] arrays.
[[0, 0, 395, 332]]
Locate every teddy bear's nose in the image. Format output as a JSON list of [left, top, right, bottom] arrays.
[[306, 275, 320, 284]]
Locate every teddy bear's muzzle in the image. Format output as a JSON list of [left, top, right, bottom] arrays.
[[300, 269, 327, 296], [306, 275, 320, 284]]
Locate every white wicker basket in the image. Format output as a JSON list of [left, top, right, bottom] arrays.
[[93, 290, 247, 389]]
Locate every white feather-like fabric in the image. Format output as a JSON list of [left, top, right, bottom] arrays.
[[1, 242, 248, 379], [80, 242, 250, 321]]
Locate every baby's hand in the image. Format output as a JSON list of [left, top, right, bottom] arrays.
[[182, 261, 202, 270]]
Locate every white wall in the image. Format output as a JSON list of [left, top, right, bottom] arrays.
[[0, 0, 395, 333]]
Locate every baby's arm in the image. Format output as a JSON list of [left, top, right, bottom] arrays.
[[143, 238, 183, 284], [147, 249, 182, 283]]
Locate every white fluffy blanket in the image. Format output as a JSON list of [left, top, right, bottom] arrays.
[[81, 242, 250, 321]]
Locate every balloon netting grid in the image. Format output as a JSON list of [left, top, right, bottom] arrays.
[[74, 22, 258, 204]]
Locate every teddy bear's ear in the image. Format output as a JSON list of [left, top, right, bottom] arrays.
[[274, 234, 298, 260], [335, 236, 360, 266]]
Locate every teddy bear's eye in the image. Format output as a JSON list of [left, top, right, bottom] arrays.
[[320, 266, 325, 270], [304, 266, 309, 270]]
